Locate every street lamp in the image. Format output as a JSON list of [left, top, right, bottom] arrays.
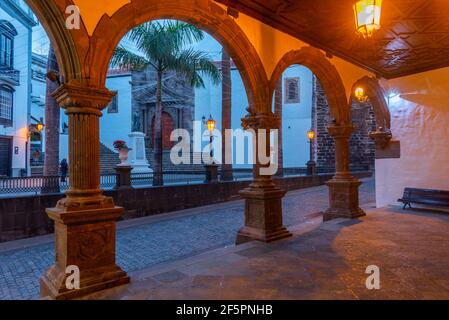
[[202, 114, 216, 161], [306, 129, 316, 176], [202, 114, 218, 183]]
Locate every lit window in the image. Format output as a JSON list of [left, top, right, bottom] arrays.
[[284, 77, 300, 104], [0, 86, 13, 126]]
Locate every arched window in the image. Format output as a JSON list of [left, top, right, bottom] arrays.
[[0, 85, 13, 126], [0, 20, 18, 68], [284, 77, 300, 104]]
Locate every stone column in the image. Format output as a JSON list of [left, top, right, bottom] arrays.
[[236, 112, 291, 244], [40, 81, 129, 299], [323, 125, 365, 221]]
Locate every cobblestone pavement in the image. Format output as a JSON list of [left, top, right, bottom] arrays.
[[0, 178, 375, 300]]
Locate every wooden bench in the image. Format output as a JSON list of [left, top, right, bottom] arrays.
[[398, 187, 449, 209]]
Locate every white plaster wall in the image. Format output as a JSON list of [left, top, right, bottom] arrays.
[[280, 65, 313, 168], [376, 67, 449, 207], [0, 5, 32, 176], [102, 74, 133, 150]]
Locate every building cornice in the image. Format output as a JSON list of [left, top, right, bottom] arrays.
[[1, 0, 37, 29]]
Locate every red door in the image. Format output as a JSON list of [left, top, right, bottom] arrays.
[[152, 112, 174, 150]]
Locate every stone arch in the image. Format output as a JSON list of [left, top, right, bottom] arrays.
[[351, 76, 391, 130], [88, 0, 270, 113], [25, 0, 85, 82], [270, 47, 350, 125]]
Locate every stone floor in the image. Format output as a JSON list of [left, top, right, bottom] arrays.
[[85, 206, 449, 300], [0, 178, 375, 300]]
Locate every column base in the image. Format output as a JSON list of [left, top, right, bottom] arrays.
[[236, 226, 292, 244], [40, 203, 130, 300], [236, 186, 292, 244], [323, 176, 366, 222], [40, 264, 129, 300]]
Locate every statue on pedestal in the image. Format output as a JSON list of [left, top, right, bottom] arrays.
[[132, 110, 141, 133]]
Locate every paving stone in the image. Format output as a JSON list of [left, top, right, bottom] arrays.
[[0, 179, 375, 300]]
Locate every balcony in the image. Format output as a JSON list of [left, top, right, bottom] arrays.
[[0, 65, 20, 86]]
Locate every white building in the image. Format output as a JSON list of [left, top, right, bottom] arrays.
[[98, 33, 314, 169], [19, 20, 315, 174], [0, 0, 36, 177]]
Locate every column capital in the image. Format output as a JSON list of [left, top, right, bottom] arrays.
[[327, 124, 354, 138], [241, 111, 280, 130], [52, 80, 116, 115]]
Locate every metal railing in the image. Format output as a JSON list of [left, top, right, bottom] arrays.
[[0, 166, 370, 197], [0, 176, 69, 195]]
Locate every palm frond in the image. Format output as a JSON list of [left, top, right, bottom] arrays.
[[166, 48, 221, 88], [110, 46, 149, 71]]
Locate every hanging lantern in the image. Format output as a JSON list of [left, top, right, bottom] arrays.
[[354, 86, 368, 102], [354, 0, 382, 38]]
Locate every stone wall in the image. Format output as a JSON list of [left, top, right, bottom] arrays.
[[315, 78, 376, 170], [0, 172, 371, 243]]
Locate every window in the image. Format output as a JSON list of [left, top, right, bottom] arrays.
[[0, 86, 13, 126], [0, 20, 17, 68], [107, 92, 118, 113], [284, 77, 300, 104]]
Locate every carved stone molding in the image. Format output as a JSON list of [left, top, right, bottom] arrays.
[[241, 112, 280, 131], [52, 80, 116, 115], [369, 129, 393, 149], [327, 124, 354, 139]]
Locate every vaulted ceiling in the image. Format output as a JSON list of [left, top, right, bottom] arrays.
[[216, 0, 449, 79]]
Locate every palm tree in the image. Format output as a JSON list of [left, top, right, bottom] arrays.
[[42, 46, 60, 193], [111, 20, 221, 186]]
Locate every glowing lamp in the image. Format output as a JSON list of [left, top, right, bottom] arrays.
[[354, 86, 368, 102], [36, 122, 45, 132], [354, 0, 382, 38], [307, 129, 315, 141], [206, 115, 216, 133]]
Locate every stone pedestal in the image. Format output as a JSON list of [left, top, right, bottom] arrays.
[[40, 204, 130, 299], [204, 164, 218, 183], [41, 81, 129, 299], [128, 132, 152, 173], [306, 160, 316, 176], [323, 176, 365, 221], [236, 185, 291, 244], [236, 112, 291, 244], [115, 165, 133, 190]]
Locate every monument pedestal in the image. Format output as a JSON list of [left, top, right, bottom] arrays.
[[128, 132, 152, 173]]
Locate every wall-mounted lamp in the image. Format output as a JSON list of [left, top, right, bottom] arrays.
[[354, 86, 368, 102]]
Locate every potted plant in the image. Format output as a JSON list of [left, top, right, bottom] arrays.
[[113, 140, 131, 166]]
